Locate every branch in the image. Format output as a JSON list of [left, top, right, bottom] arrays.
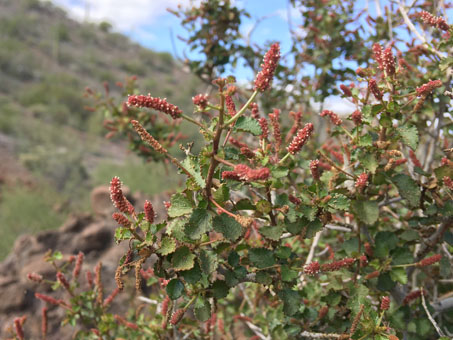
[[300, 331, 346, 339], [421, 289, 445, 337]]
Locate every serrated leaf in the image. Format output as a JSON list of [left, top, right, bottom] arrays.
[[213, 214, 243, 242], [392, 174, 421, 208], [185, 208, 213, 240], [194, 298, 211, 322], [166, 279, 184, 300], [358, 134, 373, 147], [168, 193, 193, 218], [172, 246, 195, 271], [181, 157, 206, 188], [281, 265, 298, 282], [211, 280, 229, 298], [166, 217, 189, 242], [435, 165, 453, 182], [390, 267, 408, 284], [249, 248, 275, 269], [352, 200, 379, 225], [361, 152, 379, 174], [213, 184, 229, 203], [346, 284, 370, 313], [375, 231, 398, 258], [259, 225, 284, 240], [180, 262, 202, 284], [157, 237, 176, 255], [199, 249, 218, 275], [328, 193, 350, 210], [278, 289, 300, 316], [306, 219, 322, 238], [397, 125, 419, 150], [234, 116, 262, 136]]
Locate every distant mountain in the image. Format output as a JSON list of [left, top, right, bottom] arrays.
[[0, 0, 201, 259]]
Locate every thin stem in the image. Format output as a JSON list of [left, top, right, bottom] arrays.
[[184, 295, 198, 310], [318, 151, 356, 179], [278, 152, 292, 164], [224, 90, 259, 125], [181, 114, 213, 136], [209, 197, 237, 218], [213, 155, 235, 167]]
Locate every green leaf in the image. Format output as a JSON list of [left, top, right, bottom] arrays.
[[346, 284, 370, 313], [168, 193, 193, 218], [166, 217, 189, 242], [213, 214, 243, 242], [213, 184, 229, 203], [397, 125, 419, 150], [374, 231, 398, 258], [185, 208, 213, 240], [361, 153, 379, 174], [234, 116, 262, 136], [352, 200, 379, 225], [194, 298, 211, 322], [259, 225, 284, 240], [435, 165, 453, 182], [392, 174, 421, 208], [157, 237, 176, 255], [172, 246, 195, 271], [211, 280, 229, 299], [358, 134, 373, 147], [281, 265, 298, 282], [328, 193, 350, 211], [256, 271, 272, 285], [278, 289, 300, 316], [199, 249, 218, 275], [306, 219, 322, 238], [249, 248, 275, 269], [228, 251, 240, 267], [180, 262, 202, 284], [114, 227, 132, 243], [181, 157, 206, 189], [166, 279, 184, 300], [390, 267, 407, 284]]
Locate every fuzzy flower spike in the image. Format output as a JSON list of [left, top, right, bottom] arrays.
[[254, 43, 281, 92]]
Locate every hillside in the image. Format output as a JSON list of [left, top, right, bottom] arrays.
[[0, 0, 201, 258]]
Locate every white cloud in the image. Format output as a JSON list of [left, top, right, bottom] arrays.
[[49, 0, 190, 31], [275, 5, 303, 22]]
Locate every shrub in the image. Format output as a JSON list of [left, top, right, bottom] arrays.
[[9, 2, 453, 340]]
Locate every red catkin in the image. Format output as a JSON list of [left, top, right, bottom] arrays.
[[35, 293, 60, 306], [269, 109, 282, 151], [403, 289, 423, 305], [114, 314, 139, 330], [250, 102, 260, 119], [417, 254, 442, 267], [14, 317, 25, 340], [340, 84, 352, 97], [289, 194, 301, 205], [318, 306, 329, 319], [321, 257, 355, 272], [365, 271, 380, 280], [192, 94, 208, 110], [380, 296, 390, 310], [103, 287, 120, 307], [372, 43, 383, 70], [56, 272, 71, 291], [287, 123, 314, 155], [144, 200, 155, 224], [444, 176, 453, 190], [416, 80, 442, 97], [170, 309, 186, 325], [258, 118, 269, 140], [131, 120, 167, 155], [310, 159, 320, 180], [161, 296, 171, 317], [109, 177, 132, 214], [254, 43, 281, 92], [409, 150, 422, 168], [304, 261, 320, 276], [73, 251, 84, 280], [225, 95, 236, 116], [222, 164, 270, 182], [382, 47, 395, 75], [351, 110, 362, 125], [355, 173, 369, 190], [320, 110, 342, 126], [128, 94, 182, 119], [112, 212, 131, 227], [27, 272, 43, 283], [418, 11, 450, 31], [41, 307, 48, 339], [369, 79, 383, 100]]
